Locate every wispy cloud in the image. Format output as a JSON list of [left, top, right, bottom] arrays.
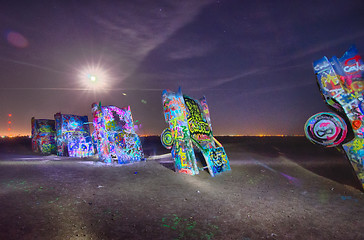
[[205, 67, 270, 89], [0, 57, 66, 74], [168, 40, 217, 60], [206, 31, 364, 91], [89, 1, 213, 78], [215, 80, 315, 105], [239, 80, 314, 97], [281, 30, 364, 63]]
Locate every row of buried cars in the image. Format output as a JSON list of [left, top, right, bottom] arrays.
[[32, 89, 232, 177], [32, 102, 144, 164]]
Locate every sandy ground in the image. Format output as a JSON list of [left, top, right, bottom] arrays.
[[0, 137, 363, 240]]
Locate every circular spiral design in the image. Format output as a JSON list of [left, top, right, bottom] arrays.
[[304, 112, 347, 147], [161, 128, 173, 149]]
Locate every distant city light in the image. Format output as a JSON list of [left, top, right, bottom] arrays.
[[7, 113, 12, 134]]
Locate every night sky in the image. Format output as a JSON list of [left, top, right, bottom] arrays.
[[1, 0, 364, 136]]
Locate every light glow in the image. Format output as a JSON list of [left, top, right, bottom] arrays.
[[78, 64, 110, 91], [89, 75, 97, 82]]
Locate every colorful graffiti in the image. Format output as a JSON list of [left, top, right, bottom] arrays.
[[162, 89, 199, 175], [161, 128, 173, 149], [305, 112, 348, 147], [54, 113, 94, 158], [92, 102, 144, 164], [31, 117, 56, 154], [161, 88, 230, 176], [305, 45, 364, 190]]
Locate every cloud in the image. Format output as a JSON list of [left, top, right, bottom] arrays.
[[200, 61, 309, 91], [283, 30, 364, 63], [87, 1, 214, 77], [214, 80, 315, 106], [168, 41, 217, 60], [0, 1, 214, 90], [204, 67, 269, 89], [0, 57, 66, 74], [240, 80, 314, 97]]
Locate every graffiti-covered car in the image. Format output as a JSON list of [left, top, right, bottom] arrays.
[[54, 112, 94, 157], [31, 117, 57, 154], [305, 45, 364, 190], [92, 102, 144, 164], [161, 88, 230, 176]]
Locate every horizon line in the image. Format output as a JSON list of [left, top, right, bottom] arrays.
[[1, 134, 305, 138]]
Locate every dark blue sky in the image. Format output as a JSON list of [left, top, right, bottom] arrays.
[[1, 0, 364, 136]]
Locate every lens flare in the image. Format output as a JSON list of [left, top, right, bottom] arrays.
[[6, 31, 29, 48]]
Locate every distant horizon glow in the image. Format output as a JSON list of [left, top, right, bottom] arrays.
[[0, 132, 306, 138]]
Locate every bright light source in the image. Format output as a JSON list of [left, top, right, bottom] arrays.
[[89, 75, 97, 82], [78, 64, 110, 91]]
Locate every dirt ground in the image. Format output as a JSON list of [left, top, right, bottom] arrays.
[[0, 137, 363, 240]]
